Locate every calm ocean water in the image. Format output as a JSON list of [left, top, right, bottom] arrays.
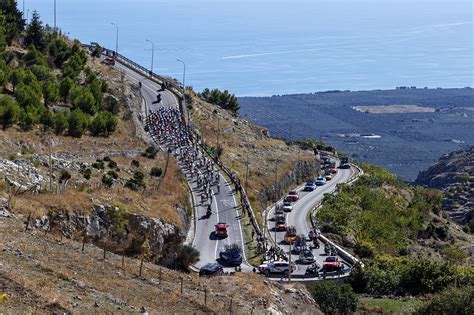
[[27, 0, 473, 96]]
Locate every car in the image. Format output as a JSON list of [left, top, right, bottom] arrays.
[[323, 256, 343, 272], [315, 176, 326, 186], [283, 226, 297, 244], [325, 174, 333, 181], [275, 205, 284, 215], [219, 244, 243, 266], [299, 249, 315, 264], [275, 214, 286, 231], [282, 201, 293, 212], [339, 163, 351, 169], [304, 180, 316, 191], [102, 57, 115, 65], [214, 223, 228, 238], [258, 261, 295, 276], [199, 263, 224, 276], [330, 167, 338, 174], [286, 191, 299, 202]]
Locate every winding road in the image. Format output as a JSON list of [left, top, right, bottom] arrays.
[[112, 54, 359, 279], [115, 62, 250, 271]]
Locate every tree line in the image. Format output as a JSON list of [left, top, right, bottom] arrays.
[[0, 1, 119, 137], [198, 88, 240, 113]]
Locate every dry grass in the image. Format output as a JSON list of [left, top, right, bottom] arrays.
[[0, 217, 320, 314]]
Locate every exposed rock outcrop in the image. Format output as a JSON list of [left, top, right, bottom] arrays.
[[415, 147, 474, 224]]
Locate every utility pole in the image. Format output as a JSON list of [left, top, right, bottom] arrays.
[[54, 0, 57, 29], [177, 59, 189, 131], [22, 0, 25, 20], [111, 22, 119, 57], [146, 39, 154, 75], [289, 122, 293, 143]]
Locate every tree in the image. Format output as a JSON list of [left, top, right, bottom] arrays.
[[19, 109, 35, 130], [40, 108, 54, 131], [52, 111, 69, 135], [0, 0, 25, 44], [0, 22, 7, 52], [48, 37, 70, 67], [43, 80, 59, 107], [25, 11, 45, 51], [9, 69, 26, 92], [0, 95, 20, 129], [310, 281, 358, 315], [72, 87, 97, 115], [14, 83, 42, 109], [104, 111, 118, 135], [103, 95, 120, 114], [89, 112, 107, 136], [59, 77, 74, 103], [67, 108, 89, 137]]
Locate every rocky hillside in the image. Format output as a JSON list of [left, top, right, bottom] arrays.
[[415, 147, 474, 225], [0, 214, 321, 314]]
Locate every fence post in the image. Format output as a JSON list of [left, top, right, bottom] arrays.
[[122, 250, 125, 269], [204, 287, 207, 307], [159, 268, 162, 284], [180, 277, 183, 296], [103, 247, 106, 260], [229, 298, 233, 315]]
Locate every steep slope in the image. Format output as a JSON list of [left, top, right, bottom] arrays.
[[415, 147, 474, 225]]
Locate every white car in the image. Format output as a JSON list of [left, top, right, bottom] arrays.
[[282, 201, 293, 212], [258, 261, 295, 276]]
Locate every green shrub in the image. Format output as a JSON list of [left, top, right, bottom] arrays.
[[107, 170, 118, 179], [83, 168, 92, 180], [150, 167, 163, 177], [143, 146, 158, 159], [92, 160, 104, 170], [131, 159, 140, 168], [310, 281, 358, 315], [416, 286, 474, 315], [101, 174, 113, 188]]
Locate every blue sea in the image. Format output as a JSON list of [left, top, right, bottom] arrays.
[[27, 0, 473, 96]]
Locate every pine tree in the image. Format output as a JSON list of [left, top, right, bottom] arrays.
[[25, 11, 45, 51], [0, 0, 25, 44]]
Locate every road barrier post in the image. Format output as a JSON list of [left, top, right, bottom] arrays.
[[204, 287, 207, 307], [180, 277, 183, 296]]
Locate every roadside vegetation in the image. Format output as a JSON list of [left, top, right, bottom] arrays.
[[197, 87, 240, 113], [316, 162, 474, 313]]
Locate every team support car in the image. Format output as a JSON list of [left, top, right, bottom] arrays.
[[258, 261, 295, 276], [286, 191, 299, 202], [330, 167, 338, 174], [282, 201, 293, 212], [304, 180, 316, 191], [275, 213, 286, 231], [199, 263, 224, 276], [283, 226, 297, 244], [325, 174, 333, 181], [214, 223, 228, 238], [315, 176, 327, 186], [299, 249, 315, 264], [219, 244, 243, 266], [323, 256, 343, 272]]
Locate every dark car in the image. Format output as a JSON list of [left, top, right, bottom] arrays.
[[199, 263, 224, 276], [275, 214, 286, 231], [219, 245, 243, 266], [102, 57, 115, 65]]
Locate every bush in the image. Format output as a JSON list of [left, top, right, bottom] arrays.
[[310, 281, 358, 315], [59, 169, 71, 183], [125, 171, 145, 191], [416, 286, 474, 315], [108, 160, 117, 169], [143, 146, 159, 159], [52, 111, 69, 135], [131, 159, 140, 168], [174, 245, 200, 271], [92, 160, 104, 170], [83, 168, 92, 180], [107, 170, 118, 179], [101, 174, 113, 188], [150, 167, 163, 177]]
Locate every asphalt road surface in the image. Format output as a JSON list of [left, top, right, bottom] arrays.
[[267, 165, 354, 278], [116, 62, 249, 271]]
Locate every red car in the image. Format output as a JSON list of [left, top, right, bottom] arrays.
[[323, 256, 343, 272], [286, 191, 299, 202], [215, 223, 228, 238], [330, 167, 337, 174]]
